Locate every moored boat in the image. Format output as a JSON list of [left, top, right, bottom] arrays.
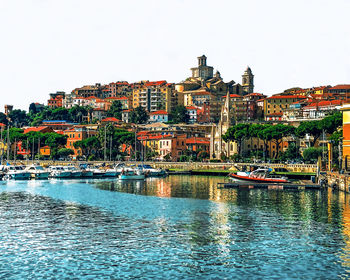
[[138, 164, 167, 177], [49, 166, 71, 179], [228, 168, 289, 184], [119, 168, 145, 180], [3, 165, 31, 180], [25, 164, 50, 179], [63, 166, 82, 178]]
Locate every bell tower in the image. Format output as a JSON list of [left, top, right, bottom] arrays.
[[242, 66, 254, 94]]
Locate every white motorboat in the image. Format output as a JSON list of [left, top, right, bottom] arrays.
[[3, 165, 31, 180], [138, 164, 167, 177], [25, 164, 50, 179], [91, 168, 106, 177], [81, 169, 94, 178], [228, 168, 289, 184], [63, 166, 82, 178], [105, 168, 117, 177], [119, 168, 145, 180], [49, 166, 71, 178]]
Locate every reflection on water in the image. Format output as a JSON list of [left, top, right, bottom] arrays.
[[0, 176, 350, 278]]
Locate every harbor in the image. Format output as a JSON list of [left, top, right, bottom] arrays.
[[1, 175, 350, 279]]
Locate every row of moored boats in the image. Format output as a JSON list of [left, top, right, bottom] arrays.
[[0, 163, 167, 180]]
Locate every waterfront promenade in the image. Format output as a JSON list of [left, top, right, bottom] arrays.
[[6, 160, 317, 174]]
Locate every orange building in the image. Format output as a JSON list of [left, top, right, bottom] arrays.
[[186, 137, 210, 152], [342, 104, 350, 165], [40, 146, 51, 156], [64, 126, 90, 159]]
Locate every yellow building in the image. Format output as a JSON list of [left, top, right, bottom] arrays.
[[132, 81, 177, 113], [264, 94, 307, 120]]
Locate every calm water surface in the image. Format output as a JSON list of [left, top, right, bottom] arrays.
[[0, 175, 350, 279]]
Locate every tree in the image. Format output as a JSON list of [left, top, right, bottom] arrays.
[[57, 148, 74, 158], [261, 124, 295, 159], [296, 112, 342, 147], [8, 109, 28, 127], [296, 120, 322, 147], [29, 103, 37, 115], [45, 133, 68, 159], [321, 112, 342, 134], [106, 101, 123, 120], [68, 106, 88, 123], [0, 113, 8, 126], [170, 106, 189, 124], [303, 147, 323, 163], [130, 106, 149, 124], [222, 123, 250, 156]]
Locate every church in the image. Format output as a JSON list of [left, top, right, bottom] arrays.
[[210, 90, 238, 160], [176, 55, 254, 123]]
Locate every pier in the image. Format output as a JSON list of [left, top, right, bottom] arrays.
[[217, 182, 321, 190]]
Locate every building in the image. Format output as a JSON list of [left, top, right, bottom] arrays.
[[190, 55, 214, 80], [23, 126, 54, 134], [186, 106, 197, 123], [4, 105, 13, 115], [210, 91, 237, 159], [149, 110, 169, 123], [101, 117, 121, 124], [105, 96, 132, 110], [342, 103, 350, 167], [108, 81, 132, 97], [302, 100, 342, 119], [264, 94, 307, 121], [122, 109, 132, 123], [329, 85, 350, 96], [177, 55, 251, 122], [158, 134, 187, 161], [133, 81, 177, 113], [242, 66, 254, 94], [72, 83, 104, 98], [186, 137, 210, 153], [64, 126, 90, 159], [48, 92, 65, 108]]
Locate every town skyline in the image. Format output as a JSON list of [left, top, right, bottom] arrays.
[[1, 0, 349, 111]]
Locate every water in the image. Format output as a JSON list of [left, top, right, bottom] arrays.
[[0, 176, 350, 279]]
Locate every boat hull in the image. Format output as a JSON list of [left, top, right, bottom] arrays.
[[119, 174, 145, 180], [32, 172, 50, 180], [229, 174, 289, 184], [4, 172, 31, 180]]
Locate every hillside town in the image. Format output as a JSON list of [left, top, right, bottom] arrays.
[[0, 55, 348, 167]]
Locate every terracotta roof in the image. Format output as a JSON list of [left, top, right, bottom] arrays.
[[145, 81, 167, 87], [330, 84, 350, 90], [267, 112, 283, 116], [256, 98, 266, 102], [186, 106, 197, 110], [85, 96, 99, 100], [101, 117, 120, 122], [266, 95, 307, 100], [0, 123, 5, 127], [304, 100, 342, 109], [186, 137, 210, 145], [150, 110, 168, 115], [246, 93, 264, 96], [23, 126, 51, 134], [106, 96, 129, 100]]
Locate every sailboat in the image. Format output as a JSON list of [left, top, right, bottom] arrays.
[[118, 127, 145, 180]]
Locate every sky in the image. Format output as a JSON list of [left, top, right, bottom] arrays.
[[0, 0, 349, 111]]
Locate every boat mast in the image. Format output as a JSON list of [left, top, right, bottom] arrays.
[[0, 126, 3, 164], [104, 125, 107, 162], [6, 125, 10, 163]]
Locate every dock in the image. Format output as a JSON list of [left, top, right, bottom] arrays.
[[217, 182, 322, 190]]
